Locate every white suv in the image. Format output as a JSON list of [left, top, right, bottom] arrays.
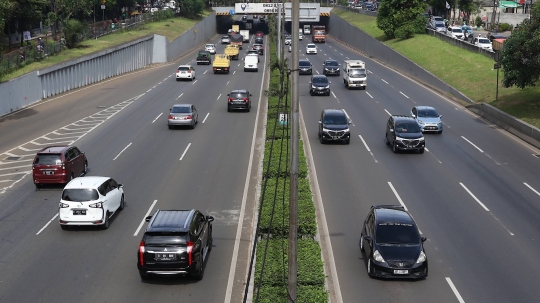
[[474, 35, 493, 51], [204, 43, 216, 54], [59, 176, 125, 230], [448, 26, 464, 39], [306, 43, 317, 54], [176, 65, 196, 81]]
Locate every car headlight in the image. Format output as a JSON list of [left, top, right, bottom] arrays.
[[373, 250, 385, 262], [419, 137, 425, 141], [89, 202, 103, 208], [325, 85, 330, 89], [437, 121, 443, 125], [343, 128, 350, 133], [312, 85, 317, 89], [416, 251, 426, 263], [417, 119, 425, 125], [395, 136, 405, 142], [59, 202, 69, 208]]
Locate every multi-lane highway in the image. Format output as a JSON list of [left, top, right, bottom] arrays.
[[0, 33, 267, 302], [289, 33, 540, 302]]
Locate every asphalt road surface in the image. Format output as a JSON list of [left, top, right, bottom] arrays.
[[0, 34, 267, 303], [288, 35, 540, 302]]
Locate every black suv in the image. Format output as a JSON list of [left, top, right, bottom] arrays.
[[227, 90, 252, 112], [385, 115, 425, 153], [323, 59, 340, 76], [361, 205, 428, 279], [137, 209, 214, 281], [318, 109, 351, 144], [309, 75, 331, 96], [299, 59, 312, 75]]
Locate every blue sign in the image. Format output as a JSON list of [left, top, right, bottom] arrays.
[[230, 10, 236, 15]]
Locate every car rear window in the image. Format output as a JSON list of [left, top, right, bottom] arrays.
[[35, 154, 62, 165], [307, 45, 316, 48], [171, 106, 191, 113], [376, 223, 420, 245], [145, 232, 188, 245], [62, 189, 99, 202], [178, 66, 189, 71], [205, 44, 214, 48], [230, 93, 247, 99]]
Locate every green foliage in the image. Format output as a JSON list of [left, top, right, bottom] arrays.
[[153, 9, 175, 21], [263, 139, 308, 179], [62, 19, 88, 49], [177, 0, 204, 18], [497, 22, 512, 32], [500, 4, 540, 89], [475, 16, 482, 27], [256, 285, 328, 303], [376, 0, 428, 39]]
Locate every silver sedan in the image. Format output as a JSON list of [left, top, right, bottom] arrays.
[[168, 104, 198, 129]]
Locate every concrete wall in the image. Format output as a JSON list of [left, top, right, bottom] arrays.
[[425, 28, 495, 60], [0, 72, 42, 115], [167, 12, 217, 61]]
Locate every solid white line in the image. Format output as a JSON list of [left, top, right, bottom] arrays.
[[202, 113, 210, 123], [460, 182, 490, 211], [446, 277, 466, 303], [179, 143, 191, 161], [133, 200, 158, 236], [388, 182, 408, 211], [359, 135, 371, 152], [176, 93, 183, 100], [384, 109, 391, 116], [399, 91, 409, 98], [113, 143, 132, 161], [224, 35, 267, 303], [217, 93, 222, 101], [158, 82, 162, 84], [346, 56, 350, 59], [0, 165, 30, 171], [461, 136, 484, 153], [524, 183, 540, 197], [340, 53, 343, 55], [204, 70, 208, 74], [366, 92, 373, 98], [0, 171, 31, 177], [331, 91, 337, 98], [152, 113, 163, 123], [36, 214, 58, 235], [192, 80, 198, 85]]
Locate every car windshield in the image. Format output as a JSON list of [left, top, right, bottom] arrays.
[[35, 154, 62, 165], [312, 77, 328, 84], [325, 61, 338, 66], [299, 61, 311, 67], [307, 45, 316, 48], [145, 232, 188, 245], [395, 122, 421, 133], [171, 106, 191, 113], [350, 69, 366, 78], [434, 17, 443, 21], [62, 189, 99, 202], [230, 93, 247, 99], [178, 66, 189, 71], [376, 223, 420, 245], [324, 114, 347, 125], [479, 38, 490, 44], [417, 108, 439, 118]]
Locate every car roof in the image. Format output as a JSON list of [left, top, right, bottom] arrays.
[[64, 176, 110, 189], [230, 89, 248, 94], [38, 145, 70, 154], [323, 109, 345, 115], [371, 205, 414, 224], [299, 59, 311, 63], [147, 209, 195, 232]]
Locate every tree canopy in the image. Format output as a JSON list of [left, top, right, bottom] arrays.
[[500, 3, 540, 89], [376, 0, 428, 39]]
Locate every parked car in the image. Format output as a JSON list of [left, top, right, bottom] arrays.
[[204, 43, 216, 54], [306, 43, 317, 54], [385, 115, 425, 153], [168, 104, 198, 129], [299, 59, 313, 75], [318, 109, 351, 144], [410, 106, 443, 133], [176, 65, 196, 81], [227, 89, 252, 112], [323, 59, 340, 76], [361, 205, 428, 279], [137, 209, 214, 280], [309, 75, 331, 96], [33, 145, 88, 188], [474, 35, 493, 51], [59, 176, 125, 230]]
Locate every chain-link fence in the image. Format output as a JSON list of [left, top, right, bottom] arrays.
[[0, 38, 64, 79]]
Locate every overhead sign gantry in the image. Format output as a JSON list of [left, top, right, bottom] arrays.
[[233, 3, 321, 22]]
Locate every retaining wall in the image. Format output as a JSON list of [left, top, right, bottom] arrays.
[[425, 29, 495, 60], [167, 12, 217, 61]]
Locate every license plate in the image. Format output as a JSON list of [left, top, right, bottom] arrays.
[[73, 210, 86, 215], [44, 170, 54, 175], [181, 72, 186, 74], [155, 253, 177, 261], [394, 269, 409, 275]]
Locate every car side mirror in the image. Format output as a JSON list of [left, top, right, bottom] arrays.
[[227, 94, 230, 96], [329, 81, 332, 84], [250, 94, 253, 96], [439, 115, 443, 118], [117, 184, 123, 188], [309, 82, 312, 84], [363, 235, 372, 242], [169, 108, 172, 111], [421, 236, 427, 242], [411, 114, 416, 118], [348, 119, 352, 124], [206, 215, 214, 222], [145, 215, 152, 222]]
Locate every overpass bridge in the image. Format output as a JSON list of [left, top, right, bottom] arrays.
[[212, 3, 332, 21]]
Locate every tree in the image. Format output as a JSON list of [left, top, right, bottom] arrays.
[[176, 0, 203, 18], [11, 0, 48, 47], [500, 3, 540, 89], [376, 0, 428, 39], [0, 0, 15, 52]]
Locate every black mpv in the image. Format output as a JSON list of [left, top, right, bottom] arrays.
[[361, 205, 428, 279], [309, 75, 331, 96], [318, 109, 351, 144], [385, 115, 425, 153], [299, 59, 312, 75], [323, 59, 340, 76], [137, 209, 214, 281]]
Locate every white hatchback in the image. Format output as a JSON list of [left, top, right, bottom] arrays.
[[59, 176, 125, 230], [306, 43, 317, 54], [176, 65, 196, 81], [205, 43, 216, 54]]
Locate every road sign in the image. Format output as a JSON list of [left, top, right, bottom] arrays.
[[279, 113, 288, 125], [230, 10, 236, 15], [494, 63, 501, 69], [101, 5, 105, 9]]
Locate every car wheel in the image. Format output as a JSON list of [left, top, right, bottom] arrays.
[[392, 141, 398, 153], [438, 129, 443, 134], [208, 229, 213, 251], [227, 107, 231, 112], [418, 147, 425, 154], [385, 134, 390, 145], [319, 135, 325, 144], [69, 173, 74, 181], [101, 212, 110, 230], [176, 78, 180, 81], [345, 138, 350, 144], [168, 125, 173, 129], [35, 183, 41, 190], [191, 121, 196, 129], [60, 225, 69, 230], [139, 271, 151, 281], [83, 162, 88, 175], [119, 195, 125, 210], [247, 106, 251, 113], [191, 255, 205, 280]]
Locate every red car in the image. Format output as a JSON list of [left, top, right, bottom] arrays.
[[255, 31, 264, 37], [32, 145, 88, 188]]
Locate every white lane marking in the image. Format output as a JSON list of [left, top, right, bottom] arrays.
[[381, 79, 389, 84], [316, 70, 320, 74], [192, 80, 198, 85], [233, 71, 236, 75], [238, 63, 240, 67], [179, 143, 191, 161], [176, 93, 183, 100], [113, 143, 132, 161], [0, 165, 29, 172], [425, 147, 443, 163], [227, 81, 230, 85], [384, 109, 391, 116], [459, 182, 489, 211], [461, 136, 484, 153], [342, 109, 352, 125], [345, 56, 350, 59], [444, 122, 451, 128], [36, 214, 59, 235], [224, 35, 267, 303], [388, 182, 408, 211], [133, 200, 158, 236], [366, 92, 373, 98], [202, 113, 210, 123], [524, 183, 540, 196], [146, 89, 151, 92], [331, 92, 337, 98], [340, 53, 343, 55], [446, 277, 466, 303], [204, 70, 208, 74], [152, 113, 163, 123], [152, 85, 156, 89], [399, 91, 409, 98], [359, 135, 378, 163], [217, 93, 222, 101]]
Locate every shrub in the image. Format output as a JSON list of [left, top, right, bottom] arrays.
[[62, 18, 87, 49], [497, 22, 511, 32], [475, 16, 483, 28]]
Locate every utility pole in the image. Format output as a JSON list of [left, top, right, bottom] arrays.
[[491, 0, 498, 32], [277, 4, 281, 61], [288, 0, 299, 302]]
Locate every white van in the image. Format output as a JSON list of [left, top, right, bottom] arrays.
[[244, 55, 258, 72]]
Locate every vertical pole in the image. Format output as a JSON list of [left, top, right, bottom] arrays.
[[277, 5, 281, 61], [496, 67, 499, 101], [288, 0, 299, 301]]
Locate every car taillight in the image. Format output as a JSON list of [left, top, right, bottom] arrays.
[[243, 98, 249, 101], [187, 241, 194, 266], [176, 70, 180, 73], [228, 98, 233, 103], [185, 115, 192, 119], [168, 115, 173, 119], [187, 70, 191, 73], [139, 241, 145, 266]]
